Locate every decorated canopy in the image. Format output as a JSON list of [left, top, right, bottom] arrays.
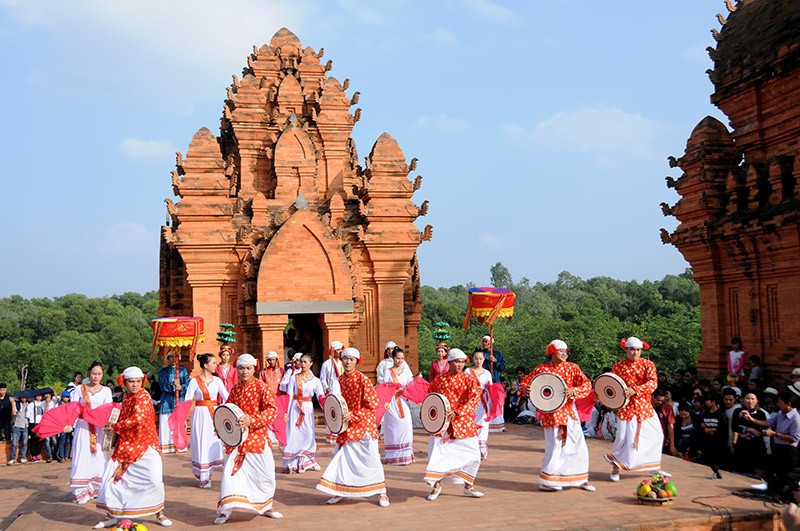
[[151, 316, 205, 360], [463, 287, 515, 330]]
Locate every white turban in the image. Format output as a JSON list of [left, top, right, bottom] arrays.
[[330, 340, 344, 350], [265, 351, 278, 360], [385, 341, 397, 350], [236, 353, 257, 367], [550, 339, 568, 351], [122, 366, 144, 380], [342, 347, 360, 360], [482, 335, 492, 342], [292, 352, 303, 361], [447, 348, 467, 362], [625, 337, 644, 349]]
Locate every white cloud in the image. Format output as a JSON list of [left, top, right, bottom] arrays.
[[337, 0, 387, 25], [461, 0, 519, 24], [480, 232, 503, 251], [501, 106, 661, 156], [416, 27, 457, 46], [101, 222, 152, 256], [414, 113, 468, 133], [118, 137, 175, 161]]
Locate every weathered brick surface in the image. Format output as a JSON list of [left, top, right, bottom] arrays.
[[664, 1, 800, 379], [159, 29, 428, 373]]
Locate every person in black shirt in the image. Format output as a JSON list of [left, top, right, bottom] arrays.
[[675, 402, 696, 459], [699, 392, 728, 479], [0, 384, 11, 441], [730, 392, 768, 474]]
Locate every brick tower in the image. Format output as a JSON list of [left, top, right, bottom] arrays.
[[159, 29, 431, 373], [662, 0, 800, 378]]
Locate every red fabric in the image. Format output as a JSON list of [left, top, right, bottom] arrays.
[[336, 370, 379, 446], [486, 382, 506, 422], [214, 364, 239, 393], [82, 402, 121, 428], [520, 361, 591, 428], [429, 360, 449, 382], [575, 390, 596, 423], [269, 394, 290, 447], [32, 402, 83, 438], [225, 378, 277, 456], [611, 357, 658, 421], [168, 400, 193, 451], [401, 375, 430, 404], [374, 382, 402, 426], [113, 389, 159, 465], [429, 371, 481, 439]]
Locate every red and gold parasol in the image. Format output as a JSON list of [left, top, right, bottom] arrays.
[[463, 287, 515, 330], [151, 316, 204, 406]]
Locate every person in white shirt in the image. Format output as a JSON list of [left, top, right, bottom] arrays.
[[376, 342, 410, 384]]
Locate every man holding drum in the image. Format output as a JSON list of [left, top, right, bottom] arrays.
[[215, 354, 283, 524], [317, 347, 390, 507], [424, 348, 484, 501], [603, 337, 668, 482], [520, 339, 595, 492]]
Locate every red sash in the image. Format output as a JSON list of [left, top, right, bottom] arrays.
[[294, 375, 306, 427], [195, 376, 215, 418], [81, 385, 97, 454]]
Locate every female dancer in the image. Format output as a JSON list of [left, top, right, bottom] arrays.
[[382, 347, 415, 465], [67, 361, 113, 504], [183, 353, 229, 488], [282, 353, 325, 473], [467, 348, 492, 460], [429, 343, 449, 381], [214, 346, 238, 393]]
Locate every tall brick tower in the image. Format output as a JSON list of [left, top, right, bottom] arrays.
[[662, 0, 800, 378], [159, 29, 431, 373]]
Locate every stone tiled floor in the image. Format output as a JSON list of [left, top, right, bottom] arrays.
[[0, 424, 784, 530]]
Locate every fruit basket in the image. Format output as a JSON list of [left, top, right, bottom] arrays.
[[635, 473, 677, 506]]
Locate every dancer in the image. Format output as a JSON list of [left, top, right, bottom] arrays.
[[157, 353, 189, 454], [467, 348, 492, 460], [258, 351, 284, 395], [382, 347, 415, 465], [604, 337, 667, 481], [214, 346, 238, 393], [93, 367, 171, 528], [68, 361, 113, 504], [429, 343, 450, 382], [282, 354, 325, 474], [183, 353, 229, 488], [424, 348, 484, 500], [317, 347, 390, 507], [520, 340, 595, 492], [215, 354, 283, 524], [320, 341, 345, 444]]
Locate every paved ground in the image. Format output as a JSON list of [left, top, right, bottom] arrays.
[[0, 424, 785, 530]]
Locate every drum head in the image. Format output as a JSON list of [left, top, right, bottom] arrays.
[[528, 373, 567, 413], [594, 372, 629, 410], [214, 404, 247, 447], [421, 393, 450, 434], [324, 394, 349, 434]]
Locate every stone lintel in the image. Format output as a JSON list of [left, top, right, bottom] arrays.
[[256, 299, 354, 315]]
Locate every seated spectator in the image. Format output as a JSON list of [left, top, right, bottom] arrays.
[[9, 395, 29, 465], [653, 388, 677, 456], [731, 392, 768, 475], [675, 402, 696, 459], [699, 392, 728, 479], [749, 355, 764, 383], [0, 383, 10, 442]]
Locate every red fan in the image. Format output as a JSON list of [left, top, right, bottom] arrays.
[[486, 383, 507, 422], [575, 390, 597, 423], [83, 402, 121, 428], [169, 400, 193, 451], [32, 402, 84, 438], [400, 375, 430, 404], [374, 383, 402, 426], [269, 394, 291, 447]]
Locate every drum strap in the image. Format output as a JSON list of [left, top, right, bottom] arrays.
[[295, 375, 306, 427], [195, 376, 215, 418], [81, 385, 97, 454], [390, 369, 405, 419]]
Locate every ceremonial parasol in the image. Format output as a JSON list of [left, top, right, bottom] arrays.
[[32, 402, 84, 438], [152, 316, 205, 405]]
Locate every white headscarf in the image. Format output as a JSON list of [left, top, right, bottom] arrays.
[[342, 347, 361, 360], [625, 337, 644, 349], [122, 367, 144, 380], [236, 353, 257, 367], [330, 340, 344, 350], [447, 348, 467, 362]]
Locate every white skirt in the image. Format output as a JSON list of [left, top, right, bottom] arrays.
[[190, 407, 223, 486], [158, 413, 175, 454], [282, 401, 318, 473], [539, 416, 589, 488], [383, 397, 415, 465], [605, 415, 663, 473], [488, 413, 505, 433], [424, 436, 481, 486], [316, 434, 386, 498], [96, 447, 165, 518], [70, 419, 108, 503], [217, 447, 276, 516], [475, 405, 489, 460]]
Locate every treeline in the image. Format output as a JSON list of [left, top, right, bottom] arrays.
[[0, 292, 160, 392], [417, 264, 701, 379]]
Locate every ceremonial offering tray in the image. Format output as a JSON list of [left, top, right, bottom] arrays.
[[635, 473, 677, 506]]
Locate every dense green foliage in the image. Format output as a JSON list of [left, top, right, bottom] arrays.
[[0, 265, 700, 392], [0, 292, 160, 393], [418, 265, 701, 380]]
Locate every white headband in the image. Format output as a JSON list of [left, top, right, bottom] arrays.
[[385, 341, 397, 350], [292, 352, 303, 361], [550, 339, 568, 351], [265, 351, 278, 360], [330, 340, 344, 350], [447, 348, 467, 362], [122, 366, 144, 380], [482, 335, 492, 342], [236, 354, 257, 367], [342, 347, 361, 360], [625, 337, 644, 349]]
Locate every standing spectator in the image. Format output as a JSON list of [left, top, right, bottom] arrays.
[[791, 368, 800, 385], [0, 383, 11, 441], [722, 388, 740, 452], [56, 391, 73, 462], [684, 367, 699, 390], [26, 393, 49, 462], [728, 337, 746, 380], [749, 356, 764, 383], [675, 402, 696, 459], [712, 377, 724, 394], [112, 386, 124, 403], [8, 395, 29, 465], [66, 372, 83, 393], [657, 372, 670, 391], [699, 392, 728, 479], [731, 393, 768, 474], [671, 369, 687, 403], [653, 388, 677, 456], [762, 387, 779, 415]]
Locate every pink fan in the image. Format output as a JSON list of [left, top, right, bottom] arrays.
[[401, 376, 430, 404], [269, 394, 290, 447], [169, 401, 193, 451], [575, 390, 596, 423], [374, 383, 401, 425], [486, 382, 507, 422], [32, 402, 83, 438], [82, 402, 121, 428]]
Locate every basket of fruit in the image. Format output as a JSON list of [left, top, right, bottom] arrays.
[[636, 473, 677, 505]]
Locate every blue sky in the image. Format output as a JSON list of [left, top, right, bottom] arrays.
[[0, 0, 729, 298]]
